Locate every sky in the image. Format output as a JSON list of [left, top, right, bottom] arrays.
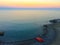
[[0, 0, 60, 8]]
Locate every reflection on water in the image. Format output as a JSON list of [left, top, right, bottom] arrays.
[[0, 10, 60, 41], [0, 10, 60, 30], [0, 10, 60, 24]]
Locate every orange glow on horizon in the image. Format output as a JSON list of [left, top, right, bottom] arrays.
[[0, 0, 60, 8]]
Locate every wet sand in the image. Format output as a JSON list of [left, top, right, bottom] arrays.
[[51, 23, 60, 45]]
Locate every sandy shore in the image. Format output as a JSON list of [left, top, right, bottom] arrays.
[[50, 23, 60, 45]]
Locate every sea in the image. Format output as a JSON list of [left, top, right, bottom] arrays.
[[0, 9, 60, 25], [0, 9, 60, 43]]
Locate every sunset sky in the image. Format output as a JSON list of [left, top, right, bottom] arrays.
[[0, 0, 60, 8]]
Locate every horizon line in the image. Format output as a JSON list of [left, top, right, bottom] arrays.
[[0, 7, 60, 8], [0, 8, 60, 10]]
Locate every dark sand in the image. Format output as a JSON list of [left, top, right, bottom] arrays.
[[51, 23, 60, 45]]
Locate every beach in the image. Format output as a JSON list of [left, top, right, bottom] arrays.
[[51, 23, 60, 45]]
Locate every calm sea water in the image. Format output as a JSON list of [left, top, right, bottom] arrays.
[[0, 10, 60, 41], [0, 10, 60, 25]]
